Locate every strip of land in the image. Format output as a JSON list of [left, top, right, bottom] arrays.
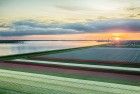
[[13, 59, 140, 73], [0, 69, 140, 94], [0, 60, 139, 86], [34, 47, 140, 64]]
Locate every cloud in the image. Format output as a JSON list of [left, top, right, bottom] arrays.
[[0, 20, 81, 36], [0, 19, 140, 36], [125, 7, 140, 18], [63, 19, 140, 32], [56, 5, 83, 11]]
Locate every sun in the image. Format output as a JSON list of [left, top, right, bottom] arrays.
[[114, 37, 121, 41], [112, 33, 122, 41]]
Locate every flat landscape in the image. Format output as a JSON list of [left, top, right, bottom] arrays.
[[0, 0, 140, 93], [0, 41, 140, 94], [34, 47, 140, 63]]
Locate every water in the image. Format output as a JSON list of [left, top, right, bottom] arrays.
[[0, 41, 106, 56]]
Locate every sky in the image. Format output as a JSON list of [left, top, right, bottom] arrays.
[[0, 0, 140, 40]]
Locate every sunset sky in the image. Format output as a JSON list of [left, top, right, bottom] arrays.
[[0, 0, 140, 40]]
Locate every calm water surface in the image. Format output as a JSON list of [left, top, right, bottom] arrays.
[[0, 41, 106, 56]]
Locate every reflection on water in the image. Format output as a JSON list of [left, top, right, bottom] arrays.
[[0, 41, 106, 56]]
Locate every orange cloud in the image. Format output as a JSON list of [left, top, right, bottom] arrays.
[[2, 32, 138, 40]]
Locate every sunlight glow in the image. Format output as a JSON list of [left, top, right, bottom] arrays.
[[112, 33, 122, 40], [114, 37, 121, 41]]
